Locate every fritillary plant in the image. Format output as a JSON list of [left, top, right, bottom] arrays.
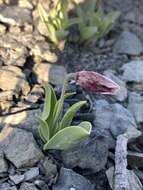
[[38, 71, 120, 151], [38, 0, 120, 46], [75, 0, 120, 43], [38, 0, 80, 46]]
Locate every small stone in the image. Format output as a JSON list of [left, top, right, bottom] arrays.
[[128, 170, 142, 190], [0, 6, 32, 26], [93, 100, 137, 144], [33, 63, 67, 86], [24, 167, 39, 181], [20, 182, 39, 190], [9, 174, 25, 184], [8, 164, 16, 175], [106, 167, 142, 190], [0, 185, 17, 190], [0, 23, 6, 34], [0, 66, 30, 95], [0, 127, 44, 168], [106, 167, 114, 189], [121, 60, 143, 83], [40, 157, 57, 178], [37, 19, 49, 38], [114, 31, 143, 55], [0, 183, 11, 189], [128, 151, 143, 168], [128, 92, 143, 123], [24, 23, 33, 33], [134, 170, 143, 184], [104, 70, 128, 101], [34, 180, 50, 190], [136, 13, 143, 25], [0, 100, 14, 114], [123, 12, 136, 23], [125, 127, 141, 143], [0, 151, 8, 176], [0, 91, 18, 101], [62, 131, 108, 173], [31, 42, 58, 63], [18, 0, 33, 9], [0, 42, 29, 66], [132, 82, 143, 92], [26, 85, 44, 103], [53, 168, 93, 190]]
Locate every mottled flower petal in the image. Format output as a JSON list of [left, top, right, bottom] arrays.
[[74, 71, 120, 95]]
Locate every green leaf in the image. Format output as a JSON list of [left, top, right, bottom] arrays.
[[80, 26, 97, 41], [59, 101, 87, 130], [76, 5, 84, 20], [56, 29, 69, 40], [102, 11, 120, 35], [68, 18, 82, 26], [38, 3, 58, 44], [83, 0, 97, 13], [64, 92, 76, 98], [43, 125, 91, 150], [38, 117, 49, 143], [79, 121, 92, 132], [46, 84, 57, 132], [41, 84, 52, 120]]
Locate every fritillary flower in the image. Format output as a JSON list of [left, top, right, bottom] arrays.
[[70, 71, 120, 95]]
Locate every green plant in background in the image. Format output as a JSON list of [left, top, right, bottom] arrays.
[[38, 77, 92, 150], [38, 0, 79, 46], [75, 0, 120, 43]]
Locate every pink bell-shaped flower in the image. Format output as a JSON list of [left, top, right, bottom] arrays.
[[73, 71, 120, 95]]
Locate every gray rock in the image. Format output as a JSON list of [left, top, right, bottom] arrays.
[[26, 85, 44, 104], [134, 170, 143, 184], [20, 182, 39, 190], [128, 151, 143, 168], [0, 23, 6, 34], [125, 127, 141, 143], [123, 12, 136, 23], [0, 35, 29, 67], [128, 92, 143, 123], [0, 109, 41, 136], [128, 170, 143, 190], [104, 70, 128, 101], [18, 0, 33, 9], [0, 100, 14, 114], [24, 167, 39, 181], [0, 183, 11, 189], [114, 31, 143, 55], [0, 185, 17, 190], [0, 91, 18, 102], [0, 150, 8, 175], [8, 164, 16, 175], [106, 167, 142, 190], [40, 157, 57, 178], [9, 174, 25, 184], [34, 180, 50, 190], [94, 100, 137, 140], [33, 63, 67, 86], [0, 127, 44, 168], [62, 131, 108, 173], [121, 60, 143, 83], [0, 6, 32, 26], [31, 42, 58, 63], [0, 66, 30, 95], [53, 168, 93, 190]]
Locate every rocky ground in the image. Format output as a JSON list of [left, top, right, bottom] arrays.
[[0, 0, 143, 190]]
